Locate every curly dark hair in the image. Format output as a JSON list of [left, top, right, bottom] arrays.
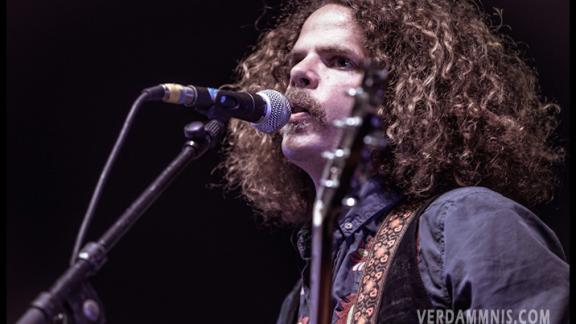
[[219, 0, 564, 226]]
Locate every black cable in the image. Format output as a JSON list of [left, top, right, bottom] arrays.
[[69, 92, 150, 266]]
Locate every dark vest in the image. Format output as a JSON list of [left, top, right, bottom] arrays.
[[276, 208, 433, 324]]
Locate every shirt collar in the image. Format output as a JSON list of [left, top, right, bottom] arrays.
[[336, 177, 402, 236], [296, 177, 402, 259]]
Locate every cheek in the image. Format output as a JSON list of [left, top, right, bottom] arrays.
[[321, 74, 364, 120], [324, 93, 356, 122]]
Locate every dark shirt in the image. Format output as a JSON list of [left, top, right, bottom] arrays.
[[293, 180, 569, 324]]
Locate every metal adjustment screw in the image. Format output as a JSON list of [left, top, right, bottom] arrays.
[[83, 299, 100, 322], [333, 149, 349, 158], [322, 149, 349, 160], [321, 151, 335, 160], [344, 116, 362, 127], [347, 87, 365, 97], [342, 196, 357, 207], [321, 179, 339, 188], [53, 312, 66, 324], [333, 116, 362, 128], [363, 134, 389, 148]]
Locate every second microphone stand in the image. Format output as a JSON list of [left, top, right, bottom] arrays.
[[16, 119, 227, 324]]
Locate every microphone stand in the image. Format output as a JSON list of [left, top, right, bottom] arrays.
[[16, 119, 227, 324]]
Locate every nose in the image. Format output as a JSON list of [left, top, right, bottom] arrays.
[[289, 56, 319, 89]]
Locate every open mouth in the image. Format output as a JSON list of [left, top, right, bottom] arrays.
[[291, 104, 310, 115], [289, 105, 312, 124]]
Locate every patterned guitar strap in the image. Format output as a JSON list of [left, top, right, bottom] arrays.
[[351, 199, 428, 324]]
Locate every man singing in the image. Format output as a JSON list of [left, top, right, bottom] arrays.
[[219, 0, 569, 323]]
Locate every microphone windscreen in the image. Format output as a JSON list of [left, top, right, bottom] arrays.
[[253, 90, 292, 133]]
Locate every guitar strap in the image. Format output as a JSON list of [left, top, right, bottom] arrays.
[[275, 198, 435, 324], [351, 199, 430, 324]]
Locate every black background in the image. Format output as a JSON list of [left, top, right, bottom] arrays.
[[7, 1, 569, 323]]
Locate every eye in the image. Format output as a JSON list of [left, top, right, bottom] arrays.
[[329, 55, 356, 70]]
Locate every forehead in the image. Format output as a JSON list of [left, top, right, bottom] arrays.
[[293, 4, 365, 54]]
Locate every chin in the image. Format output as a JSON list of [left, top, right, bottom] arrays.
[[281, 121, 339, 164], [281, 133, 329, 163]]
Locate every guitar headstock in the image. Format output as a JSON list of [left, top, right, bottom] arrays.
[[361, 60, 388, 108]]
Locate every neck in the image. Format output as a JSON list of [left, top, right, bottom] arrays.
[[290, 159, 325, 194]]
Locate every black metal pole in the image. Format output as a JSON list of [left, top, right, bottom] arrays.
[[16, 120, 226, 324]]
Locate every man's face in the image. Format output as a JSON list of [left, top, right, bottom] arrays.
[[281, 4, 366, 183]]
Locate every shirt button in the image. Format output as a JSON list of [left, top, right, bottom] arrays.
[[344, 222, 353, 230]]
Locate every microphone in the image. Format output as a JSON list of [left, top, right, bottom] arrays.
[[143, 83, 291, 133]]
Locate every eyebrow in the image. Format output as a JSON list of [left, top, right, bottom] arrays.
[[287, 45, 364, 63]]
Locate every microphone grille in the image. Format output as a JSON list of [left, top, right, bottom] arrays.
[[253, 89, 292, 133]]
